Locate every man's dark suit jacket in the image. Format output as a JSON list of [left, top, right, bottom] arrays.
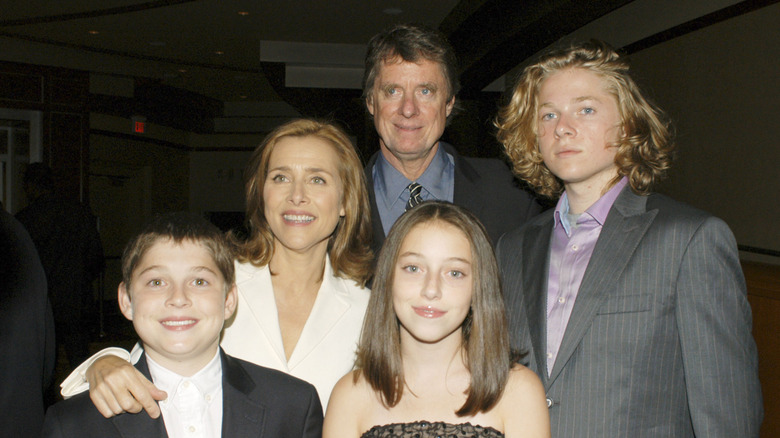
[[365, 142, 541, 254], [0, 209, 55, 437], [15, 192, 104, 323], [42, 349, 323, 438], [497, 186, 762, 437]]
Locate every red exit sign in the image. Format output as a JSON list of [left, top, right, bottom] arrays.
[[132, 116, 146, 134]]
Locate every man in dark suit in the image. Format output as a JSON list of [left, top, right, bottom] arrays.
[[362, 24, 540, 253], [43, 351, 322, 437], [0, 208, 56, 436], [494, 40, 762, 436], [16, 163, 104, 369]]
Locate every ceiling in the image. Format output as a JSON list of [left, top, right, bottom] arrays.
[[0, 0, 753, 120], [0, 0, 460, 103]]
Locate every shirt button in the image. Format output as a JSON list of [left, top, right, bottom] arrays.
[[182, 381, 190, 388], [558, 297, 566, 304], [546, 398, 553, 408], [205, 394, 212, 402], [546, 352, 553, 359], [572, 244, 579, 251], [188, 426, 196, 433]]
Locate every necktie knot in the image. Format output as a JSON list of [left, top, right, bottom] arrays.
[[405, 182, 424, 211]]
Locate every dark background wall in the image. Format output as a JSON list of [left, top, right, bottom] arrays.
[[628, 2, 779, 265]]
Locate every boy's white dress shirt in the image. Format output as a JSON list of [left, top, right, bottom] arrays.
[[146, 350, 223, 438]]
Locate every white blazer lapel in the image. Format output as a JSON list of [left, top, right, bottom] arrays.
[[226, 262, 288, 370], [286, 257, 350, 370]]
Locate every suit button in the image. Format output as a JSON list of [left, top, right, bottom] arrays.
[[546, 397, 553, 408]]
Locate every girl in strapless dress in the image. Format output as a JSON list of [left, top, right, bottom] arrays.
[[324, 202, 549, 437]]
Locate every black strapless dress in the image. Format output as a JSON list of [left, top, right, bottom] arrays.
[[360, 421, 504, 437]]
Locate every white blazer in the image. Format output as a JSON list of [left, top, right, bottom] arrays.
[[221, 256, 369, 409]]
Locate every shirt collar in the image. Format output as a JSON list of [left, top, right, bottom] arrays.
[[555, 177, 628, 235], [374, 142, 453, 208], [146, 349, 222, 401]]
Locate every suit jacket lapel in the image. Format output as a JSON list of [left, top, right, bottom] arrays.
[[365, 152, 387, 253], [115, 349, 266, 437], [235, 264, 289, 370], [447, 143, 482, 217], [522, 219, 554, 383], [221, 351, 265, 437], [111, 355, 168, 437], [287, 257, 350, 369], [548, 188, 657, 384]]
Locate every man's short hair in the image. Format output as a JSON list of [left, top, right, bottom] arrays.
[[121, 212, 235, 294], [362, 23, 460, 103]]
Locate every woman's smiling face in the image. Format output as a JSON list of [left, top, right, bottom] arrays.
[[262, 135, 346, 256]]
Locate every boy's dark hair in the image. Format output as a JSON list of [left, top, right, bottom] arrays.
[[121, 212, 234, 293]]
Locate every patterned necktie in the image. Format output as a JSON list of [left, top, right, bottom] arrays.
[[405, 182, 424, 211]]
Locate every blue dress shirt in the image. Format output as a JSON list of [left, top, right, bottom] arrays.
[[372, 143, 455, 235]]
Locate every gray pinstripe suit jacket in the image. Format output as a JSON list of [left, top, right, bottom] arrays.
[[497, 186, 762, 437]]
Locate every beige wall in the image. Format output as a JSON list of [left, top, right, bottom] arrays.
[[624, 4, 779, 264]]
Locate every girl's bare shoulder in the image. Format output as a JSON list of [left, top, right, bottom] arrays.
[[502, 364, 546, 406], [508, 363, 542, 385], [500, 364, 551, 437], [328, 370, 376, 411]]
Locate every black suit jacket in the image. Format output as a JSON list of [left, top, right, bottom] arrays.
[[15, 193, 103, 323], [0, 209, 55, 437], [43, 349, 323, 437], [365, 142, 541, 254]]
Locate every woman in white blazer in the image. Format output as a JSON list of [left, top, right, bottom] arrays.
[[64, 119, 374, 416], [221, 119, 373, 408]]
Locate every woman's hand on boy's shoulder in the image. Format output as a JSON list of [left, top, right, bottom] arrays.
[[88, 355, 167, 419]]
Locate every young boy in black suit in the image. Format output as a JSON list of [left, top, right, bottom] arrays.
[[43, 213, 323, 437]]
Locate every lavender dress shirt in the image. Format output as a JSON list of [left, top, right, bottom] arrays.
[[545, 177, 628, 374]]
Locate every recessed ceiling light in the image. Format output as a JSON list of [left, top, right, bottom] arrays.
[[88, 30, 99, 35], [240, 95, 248, 99], [177, 69, 187, 73], [383, 8, 402, 15], [215, 50, 224, 55], [238, 11, 249, 16]]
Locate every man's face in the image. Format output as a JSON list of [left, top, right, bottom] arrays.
[[367, 58, 455, 167]]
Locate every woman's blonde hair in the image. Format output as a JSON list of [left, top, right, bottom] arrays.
[[236, 119, 373, 286], [496, 39, 674, 198]]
